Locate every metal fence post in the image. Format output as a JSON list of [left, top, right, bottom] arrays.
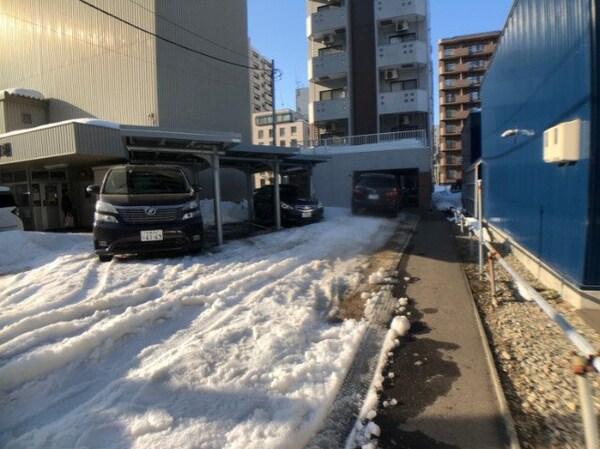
[[574, 355, 600, 449], [477, 180, 483, 278]]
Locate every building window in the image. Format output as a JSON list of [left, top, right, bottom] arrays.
[[445, 124, 457, 133], [291, 126, 297, 135], [446, 140, 456, 149], [444, 62, 457, 72], [444, 78, 456, 87], [445, 93, 456, 102], [469, 91, 480, 101], [21, 113, 32, 124], [445, 109, 456, 118], [258, 130, 264, 139], [469, 44, 485, 54], [391, 79, 417, 91], [290, 139, 298, 147], [320, 88, 345, 101], [467, 75, 483, 85], [279, 128, 285, 137], [467, 60, 485, 69], [268, 129, 273, 138], [279, 140, 286, 146], [389, 33, 416, 44], [443, 48, 455, 56]]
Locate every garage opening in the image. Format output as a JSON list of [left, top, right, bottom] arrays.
[[352, 168, 420, 207]]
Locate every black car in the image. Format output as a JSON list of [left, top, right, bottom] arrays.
[[88, 164, 204, 262], [253, 184, 324, 226], [351, 173, 400, 217]]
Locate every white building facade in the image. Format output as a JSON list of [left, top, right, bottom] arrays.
[[306, 0, 433, 210]]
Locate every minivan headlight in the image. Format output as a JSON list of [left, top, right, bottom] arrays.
[[94, 201, 118, 223], [182, 199, 201, 220], [280, 201, 293, 210]]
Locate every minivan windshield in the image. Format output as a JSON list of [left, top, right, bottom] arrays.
[[102, 167, 191, 195]]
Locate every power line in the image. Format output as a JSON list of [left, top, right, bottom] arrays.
[[77, 0, 270, 72], [124, 0, 250, 61]]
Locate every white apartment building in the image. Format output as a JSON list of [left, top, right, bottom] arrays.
[[307, 0, 431, 139], [306, 0, 433, 210]]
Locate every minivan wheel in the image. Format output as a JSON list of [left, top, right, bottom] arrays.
[[98, 254, 113, 262]]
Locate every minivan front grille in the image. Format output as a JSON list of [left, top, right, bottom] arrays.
[[117, 206, 183, 224]]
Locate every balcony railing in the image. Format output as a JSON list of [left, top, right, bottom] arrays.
[[305, 129, 427, 152]]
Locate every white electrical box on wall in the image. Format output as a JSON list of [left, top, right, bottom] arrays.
[[543, 119, 582, 163]]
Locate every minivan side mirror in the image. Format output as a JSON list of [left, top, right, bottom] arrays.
[[192, 185, 202, 193], [87, 185, 100, 195]]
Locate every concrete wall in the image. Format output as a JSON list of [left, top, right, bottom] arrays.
[[312, 147, 431, 208]]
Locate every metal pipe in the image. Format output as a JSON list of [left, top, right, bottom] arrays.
[[484, 240, 598, 362]]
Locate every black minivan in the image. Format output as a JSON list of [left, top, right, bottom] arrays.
[[88, 164, 204, 262]]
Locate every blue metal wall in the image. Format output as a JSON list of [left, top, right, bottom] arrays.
[[481, 0, 594, 287]]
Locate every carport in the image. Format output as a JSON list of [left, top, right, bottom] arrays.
[[121, 126, 329, 245]]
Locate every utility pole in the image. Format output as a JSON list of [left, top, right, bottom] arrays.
[[271, 59, 276, 147], [271, 59, 281, 230]]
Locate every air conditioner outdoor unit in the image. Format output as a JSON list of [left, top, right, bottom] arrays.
[[400, 115, 410, 125], [384, 69, 399, 80], [395, 21, 409, 32]]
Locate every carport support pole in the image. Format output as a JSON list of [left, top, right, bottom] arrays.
[[212, 149, 223, 245], [246, 170, 254, 222], [274, 160, 281, 230]]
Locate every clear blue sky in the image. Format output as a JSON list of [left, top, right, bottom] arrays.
[[248, 0, 514, 123]]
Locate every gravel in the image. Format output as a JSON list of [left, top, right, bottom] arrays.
[[454, 230, 600, 449]]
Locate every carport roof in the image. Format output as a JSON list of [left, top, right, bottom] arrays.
[[122, 126, 328, 173]]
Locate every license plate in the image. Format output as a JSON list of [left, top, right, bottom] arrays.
[[302, 212, 312, 218], [141, 230, 163, 241], [368, 194, 379, 200]]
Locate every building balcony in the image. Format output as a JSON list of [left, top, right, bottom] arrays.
[[312, 98, 349, 122], [310, 51, 349, 81], [378, 89, 428, 115], [308, 6, 347, 38], [439, 42, 497, 60], [440, 155, 463, 166], [439, 78, 482, 91], [377, 41, 428, 68], [305, 129, 428, 153], [374, 0, 427, 21], [443, 110, 470, 121]]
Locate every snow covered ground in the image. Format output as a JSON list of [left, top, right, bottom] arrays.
[[0, 208, 397, 449]]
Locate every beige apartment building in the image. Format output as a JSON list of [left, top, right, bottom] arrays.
[[438, 31, 500, 185], [251, 109, 310, 187], [249, 47, 274, 113]]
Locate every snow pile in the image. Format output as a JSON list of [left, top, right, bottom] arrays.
[[0, 230, 91, 275], [200, 199, 248, 225], [0, 211, 397, 449], [345, 298, 412, 449], [3, 88, 45, 100], [431, 185, 462, 212]]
